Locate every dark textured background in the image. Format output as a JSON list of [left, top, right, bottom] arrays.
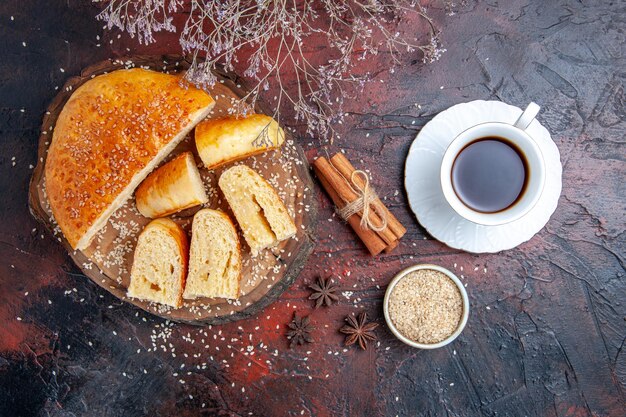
[[0, 1, 624, 416]]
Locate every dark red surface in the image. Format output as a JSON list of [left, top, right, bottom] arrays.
[[1, 1, 625, 416]]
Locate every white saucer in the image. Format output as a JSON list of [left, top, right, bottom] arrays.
[[404, 100, 562, 253]]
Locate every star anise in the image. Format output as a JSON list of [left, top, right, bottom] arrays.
[[340, 312, 379, 350], [286, 313, 314, 348], [308, 276, 339, 308]]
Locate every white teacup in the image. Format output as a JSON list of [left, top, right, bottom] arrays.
[[440, 102, 546, 226]]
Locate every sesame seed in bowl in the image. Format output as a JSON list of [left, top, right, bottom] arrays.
[[383, 264, 469, 349]]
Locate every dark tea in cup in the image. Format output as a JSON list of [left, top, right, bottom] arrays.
[[451, 137, 528, 213]]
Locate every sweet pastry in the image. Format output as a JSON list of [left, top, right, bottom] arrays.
[[218, 165, 296, 254], [183, 209, 242, 300], [127, 218, 188, 308], [195, 114, 285, 170], [44, 68, 215, 250], [135, 152, 208, 218]]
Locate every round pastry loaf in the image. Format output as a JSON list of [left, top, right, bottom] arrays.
[[44, 68, 215, 250]]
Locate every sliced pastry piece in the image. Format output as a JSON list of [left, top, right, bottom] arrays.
[[127, 218, 188, 308], [218, 165, 296, 255], [183, 209, 242, 300], [45, 68, 215, 250], [135, 152, 208, 218], [195, 114, 285, 170]]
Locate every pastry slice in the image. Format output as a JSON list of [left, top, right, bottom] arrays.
[[218, 165, 296, 255], [183, 209, 242, 300], [135, 152, 208, 218], [195, 114, 285, 170], [127, 218, 188, 308]]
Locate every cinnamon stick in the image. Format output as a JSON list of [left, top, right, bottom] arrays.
[[330, 153, 407, 240], [313, 155, 406, 255], [384, 240, 399, 253], [313, 157, 397, 246], [314, 169, 387, 256]]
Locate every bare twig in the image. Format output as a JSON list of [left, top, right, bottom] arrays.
[[94, 0, 446, 141]]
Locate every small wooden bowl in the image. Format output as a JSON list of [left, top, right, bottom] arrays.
[[383, 264, 469, 349]]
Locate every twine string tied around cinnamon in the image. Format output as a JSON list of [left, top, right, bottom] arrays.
[[337, 170, 388, 232]]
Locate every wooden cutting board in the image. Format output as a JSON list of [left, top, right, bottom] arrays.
[[28, 56, 317, 325]]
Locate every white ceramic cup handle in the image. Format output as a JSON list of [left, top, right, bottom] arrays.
[[513, 102, 540, 131]]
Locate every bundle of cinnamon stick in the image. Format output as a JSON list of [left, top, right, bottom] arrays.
[[313, 153, 406, 255]]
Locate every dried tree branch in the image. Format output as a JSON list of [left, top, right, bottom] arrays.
[[94, 0, 446, 141]]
